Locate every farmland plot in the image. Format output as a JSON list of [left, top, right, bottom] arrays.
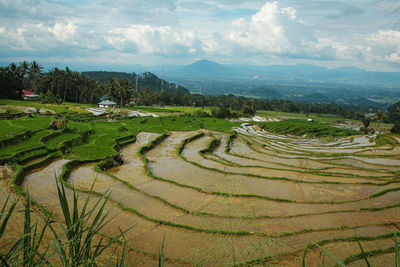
[[5, 121, 400, 266]]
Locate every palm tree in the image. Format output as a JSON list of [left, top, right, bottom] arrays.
[[54, 68, 63, 99], [28, 61, 43, 79], [117, 78, 132, 107], [27, 61, 43, 92], [20, 61, 29, 76], [105, 77, 119, 102], [9, 62, 17, 73], [72, 72, 81, 103], [63, 66, 71, 102]]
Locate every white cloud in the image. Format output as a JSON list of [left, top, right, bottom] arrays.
[[327, 30, 400, 66], [0, 0, 399, 70], [106, 24, 200, 56], [363, 30, 400, 63], [48, 22, 77, 42], [1, 21, 104, 52], [226, 1, 330, 59]]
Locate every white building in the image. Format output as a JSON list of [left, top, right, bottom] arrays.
[[98, 100, 116, 108]]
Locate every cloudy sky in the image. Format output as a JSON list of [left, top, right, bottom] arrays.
[[1, 0, 400, 71]]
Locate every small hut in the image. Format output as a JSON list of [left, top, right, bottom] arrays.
[[98, 100, 116, 108], [22, 90, 39, 101]]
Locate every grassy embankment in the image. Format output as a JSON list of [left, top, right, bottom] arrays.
[[0, 99, 94, 114], [259, 119, 359, 137]]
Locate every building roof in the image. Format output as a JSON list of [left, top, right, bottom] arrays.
[[98, 100, 116, 105], [22, 90, 37, 96]]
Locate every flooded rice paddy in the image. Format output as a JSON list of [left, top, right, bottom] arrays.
[[19, 130, 400, 266]]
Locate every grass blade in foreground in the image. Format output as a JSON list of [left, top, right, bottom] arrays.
[[310, 241, 347, 267], [395, 232, 399, 267], [357, 240, 371, 267], [0, 195, 17, 239], [159, 235, 165, 267]]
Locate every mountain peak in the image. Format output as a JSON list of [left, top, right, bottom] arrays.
[[183, 59, 227, 76], [189, 59, 221, 67]]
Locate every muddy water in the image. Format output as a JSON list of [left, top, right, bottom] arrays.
[[146, 133, 398, 203], [133, 167, 400, 218], [169, 206, 400, 234], [145, 131, 199, 159], [201, 189, 400, 217], [182, 135, 390, 184], [19, 158, 164, 266], [54, 171, 400, 265], [66, 133, 387, 234], [149, 156, 396, 203], [58, 132, 400, 234], [229, 136, 339, 168], [250, 135, 357, 158], [13, 129, 400, 266], [130, 221, 396, 266], [68, 163, 187, 221], [108, 132, 161, 186], [8, 165, 400, 267], [349, 156, 400, 166], [231, 135, 395, 177], [262, 139, 369, 154], [216, 135, 336, 172], [325, 158, 400, 172], [249, 135, 362, 160], [22, 159, 71, 205]]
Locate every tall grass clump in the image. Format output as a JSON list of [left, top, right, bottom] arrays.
[[0, 194, 51, 266], [0, 179, 133, 266], [50, 180, 132, 266]]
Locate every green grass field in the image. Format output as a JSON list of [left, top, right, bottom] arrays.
[[0, 112, 241, 162], [0, 100, 94, 114], [260, 119, 359, 136], [0, 129, 52, 159], [0, 116, 53, 139], [257, 110, 360, 125], [129, 105, 213, 115]]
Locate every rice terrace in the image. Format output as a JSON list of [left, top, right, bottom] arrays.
[[0, 99, 399, 266]]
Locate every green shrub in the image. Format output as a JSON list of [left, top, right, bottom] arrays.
[[211, 107, 231, 118], [192, 110, 210, 117], [243, 106, 255, 117], [391, 121, 400, 134], [40, 90, 59, 104], [118, 126, 128, 132]]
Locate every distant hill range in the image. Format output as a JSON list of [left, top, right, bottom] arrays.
[[158, 59, 400, 87], [83, 71, 189, 94], [153, 59, 400, 107]]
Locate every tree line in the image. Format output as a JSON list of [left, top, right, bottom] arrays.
[[2, 61, 398, 126]]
